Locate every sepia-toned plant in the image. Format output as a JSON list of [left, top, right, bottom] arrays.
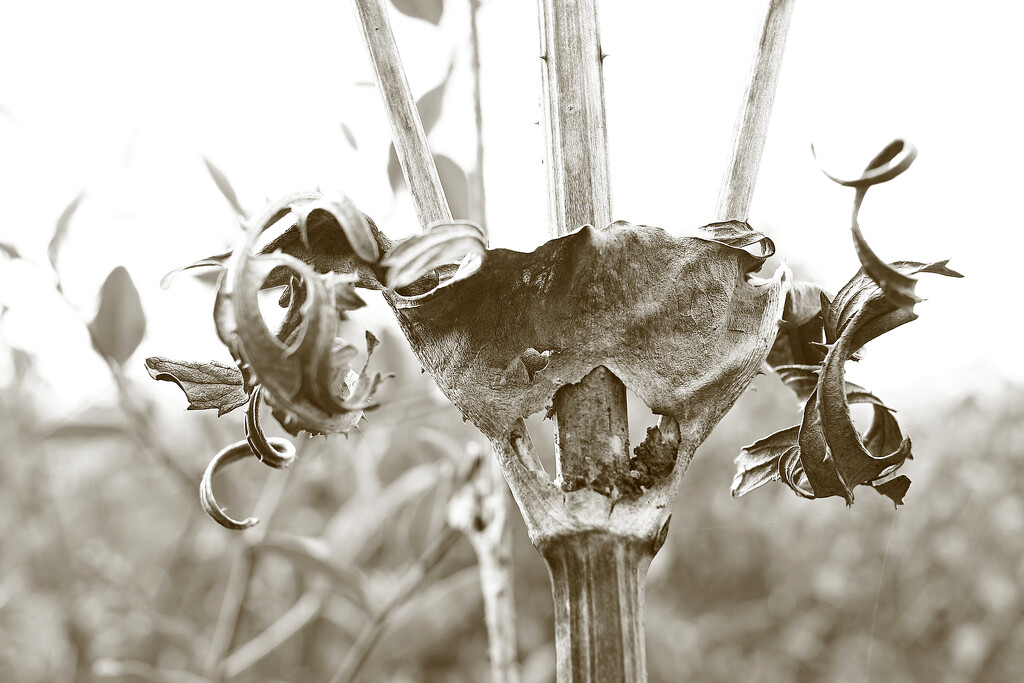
[[145, 0, 960, 680]]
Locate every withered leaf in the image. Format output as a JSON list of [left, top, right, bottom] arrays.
[[213, 195, 385, 436], [737, 140, 961, 506], [382, 220, 485, 289], [393, 220, 786, 452], [160, 250, 232, 290], [145, 357, 247, 416], [731, 425, 799, 498], [0, 241, 21, 259], [766, 281, 827, 373]]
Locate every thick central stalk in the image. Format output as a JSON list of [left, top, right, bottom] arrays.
[[538, 0, 629, 490], [540, 533, 652, 683], [538, 1, 641, 681]]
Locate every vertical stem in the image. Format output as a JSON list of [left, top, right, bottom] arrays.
[[716, 0, 796, 222], [538, 2, 640, 681], [354, 0, 452, 228], [539, 0, 629, 494], [465, 3, 520, 678], [470, 460, 522, 683], [468, 0, 488, 227], [539, 533, 651, 683], [538, 0, 611, 237]]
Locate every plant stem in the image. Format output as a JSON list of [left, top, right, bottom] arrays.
[[716, 0, 797, 222], [354, 0, 452, 228], [329, 525, 461, 683], [538, 0, 629, 495], [473, 492, 521, 683], [450, 452, 522, 683], [537, 2, 648, 681], [468, 0, 488, 228], [465, 2, 520, 678], [539, 533, 652, 683]]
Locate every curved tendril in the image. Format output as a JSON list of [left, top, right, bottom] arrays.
[[199, 441, 258, 529], [244, 385, 297, 469]]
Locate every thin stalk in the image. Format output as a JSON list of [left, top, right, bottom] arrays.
[[716, 0, 797, 222], [467, 465, 521, 683], [450, 453, 521, 683], [466, 2, 520, 679], [354, 0, 452, 228], [467, 0, 487, 227], [329, 525, 462, 683]]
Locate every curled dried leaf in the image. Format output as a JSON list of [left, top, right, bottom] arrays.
[[213, 192, 385, 437], [739, 141, 961, 506], [159, 251, 232, 290], [244, 386, 296, 469], [144, 357, 247, 416], [382, 220, 486, 290], [200, 438, 296, 530]]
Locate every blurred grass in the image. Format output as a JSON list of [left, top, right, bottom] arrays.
[[2, 296, 1023, 682]]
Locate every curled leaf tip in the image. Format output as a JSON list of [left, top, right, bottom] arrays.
[[813, 138, 918, 189], [159, 251, 232, 290], [201, 439, 268, 530], [382, 220, 486, 291], [244, 386, 297, 469]]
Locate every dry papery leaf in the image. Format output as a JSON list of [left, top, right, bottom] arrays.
[[734, 140, 962, 506]]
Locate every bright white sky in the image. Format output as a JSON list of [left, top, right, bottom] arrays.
[[1, 0, 1021, 417]]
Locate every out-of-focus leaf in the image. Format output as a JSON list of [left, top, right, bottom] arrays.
[[387, 152, 466, 217], [387, 144, 403, 195], [0, 241, 20, 259], [159, 250, 231, 290], [93, 659, 208, 683], [341, 122, 359, 150], [144, 357, 247, 416], [382, 220, 485, 289], [89, 266, 146, 365], [324, 461, 444, 561], [435, 154, 469, 219], [417, 59, 454, 136], [388, 0, 444, 25], [39, 422, 129, 442], [202, 156, 246, 217], [48, 191, 85, 273]]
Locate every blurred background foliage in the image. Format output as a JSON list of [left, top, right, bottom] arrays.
[[2, 276, 1023, 681], [2, 0, 1023, 681]]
